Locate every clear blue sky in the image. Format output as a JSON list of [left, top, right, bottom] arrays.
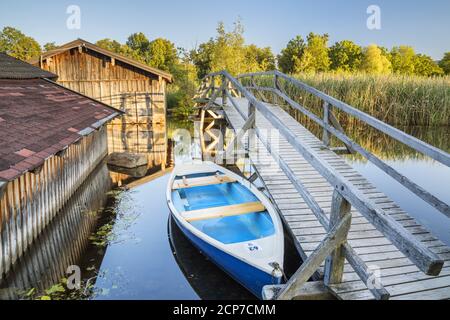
[[1, 0, 449, 59]]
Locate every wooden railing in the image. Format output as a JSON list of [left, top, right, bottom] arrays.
[[238, 70, 450, 219], [196, 70, 448, 300]]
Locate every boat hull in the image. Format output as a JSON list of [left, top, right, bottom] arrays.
[[172, 214, 282, 299]]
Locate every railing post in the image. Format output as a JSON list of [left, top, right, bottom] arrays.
[[211, 76, 215, 97], [273, 74, 279, 105], [324, 190, 352, 285], [247, 102, 256, 155], [222, 75, 228, 106], [322, 102, 330, 147]]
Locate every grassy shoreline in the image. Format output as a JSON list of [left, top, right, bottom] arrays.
[[256, 73, 450, 127]]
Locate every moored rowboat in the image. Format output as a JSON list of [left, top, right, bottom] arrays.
[[167, 161, 284, 299]]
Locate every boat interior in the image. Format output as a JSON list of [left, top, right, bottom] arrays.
[[171, 170, 275, 245]]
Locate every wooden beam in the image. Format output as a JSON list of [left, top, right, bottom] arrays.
[[173, 175, 236, 190], [263, 281, 336, 300], [222, 76, 228, 106], [328, 111, 355, 154], [221, 113, 255, 160], [202, 82, 227, 111], [322, 102, 330, 147], [324, 191, 352, 285], [248, 101, 256, 152], [276, 213, 352, 300], [182, 201, 265, 222]]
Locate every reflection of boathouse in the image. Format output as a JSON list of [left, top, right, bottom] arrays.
[[0, 54, 121, 279], [30, 39, 172, 126], [0, 164, 112, 299], [107, 120, 168, 186]]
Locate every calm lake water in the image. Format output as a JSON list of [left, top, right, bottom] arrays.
[[344, 125, 450, 246], [0, 119, 448, 300]]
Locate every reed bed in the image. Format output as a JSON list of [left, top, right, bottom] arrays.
[[250, 73, 450, 127]]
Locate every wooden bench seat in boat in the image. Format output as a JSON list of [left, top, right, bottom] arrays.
[[173, 174, 236, 190], [182, 201, 266, 222]]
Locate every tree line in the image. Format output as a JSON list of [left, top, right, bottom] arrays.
[[1, 23, 449, 117]]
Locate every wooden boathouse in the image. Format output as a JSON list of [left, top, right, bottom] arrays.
[[0, 54, 121, 279], [30, 39, 173, 126], [196, 70, 450, 300]]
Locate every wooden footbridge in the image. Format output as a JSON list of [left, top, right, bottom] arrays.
[[194, 70, 450, 300]]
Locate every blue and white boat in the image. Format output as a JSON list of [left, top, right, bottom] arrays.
[[167, 161, 284, 299]]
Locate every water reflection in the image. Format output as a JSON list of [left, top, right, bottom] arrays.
[[91, 173, 254, 300], [1, 114, 448, 300], [285, 114, 450, 246], [0, 164, 112, 299], [343, 125, 450, 246], [107, 120, 168, 186]]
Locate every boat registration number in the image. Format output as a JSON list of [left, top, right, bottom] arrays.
[[247, 243, 260, 252]]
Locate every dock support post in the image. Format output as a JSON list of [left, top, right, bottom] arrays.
[[275, 212, 352, 300], [324, 190, 352, 285]]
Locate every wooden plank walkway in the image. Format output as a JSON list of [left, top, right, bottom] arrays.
[[220, 97, 450, 300]]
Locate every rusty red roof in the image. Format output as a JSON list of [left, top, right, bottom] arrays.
[[0, 78, 121, 182]]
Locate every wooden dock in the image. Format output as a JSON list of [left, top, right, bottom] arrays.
[[196, 70, 450, 300]]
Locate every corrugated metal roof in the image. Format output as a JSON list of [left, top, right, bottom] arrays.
[[0, 53, 58, 80], [0, 78, 121, 182], [29, 38, 173, 83]]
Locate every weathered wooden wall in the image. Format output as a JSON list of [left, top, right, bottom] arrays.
[[0, 163, 111, 299], [39, 49, 167, 125], [0, 128, 108, 279]]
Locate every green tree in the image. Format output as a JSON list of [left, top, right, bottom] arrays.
[[208, 20, 247, 76], [439, 52, 450, 75], [390, 46, 416, 75], [0, 26, 41, 60], [245, 45, 276, 71], [360, 44, 392, 74], [168, 61, 199, 118], [301, 32, 330, 72], [126, 32, 151, 61], [96, 38, 142, 62], [414, 54, 444, 77], [278, 33, 330, 73], [96, 38, 122, 52], [43, 42, 58, 52], [190, 20, 272, 77], [147, 38, 178, 72], [329, 40, 363, 72], [277, 35, 305, 74], [190, 39, 215, 79]]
